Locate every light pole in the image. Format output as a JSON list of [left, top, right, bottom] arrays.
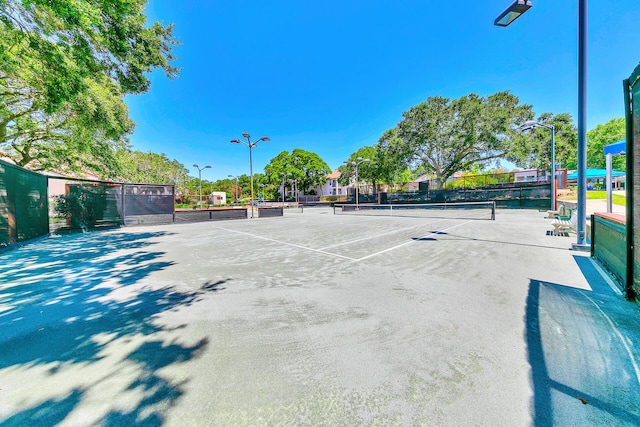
[[495, 0, 589, 249], [280, 172, 286, 207], [228, 175, 239, 204], [518, 120, 555, 211], [344, 157, 370, 209], [231, 132, 270, 218], [193, 164, 211, 208]]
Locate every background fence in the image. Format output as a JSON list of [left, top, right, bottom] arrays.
[[48, 176, 175, 231], [350, 182, 552, 210]]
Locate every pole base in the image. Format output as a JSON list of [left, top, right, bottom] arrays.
[[571, 242, 591, 252]]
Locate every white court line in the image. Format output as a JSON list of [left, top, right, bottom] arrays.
[[208, 225, 357, 261], [210, 219, 472, 263], [317, 218, 449, 251], [355, 221, 473, 262]]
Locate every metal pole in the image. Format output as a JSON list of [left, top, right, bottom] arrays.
[[550, 126, 556, 211], [606, 153, 613, 212], [355, 163, 359, 209], [198, 170, 202, 209], [574, 0, 588, 249], [249, 143, 254, 218]]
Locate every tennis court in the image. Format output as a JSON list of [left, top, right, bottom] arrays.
[[1, 206, 639, 425]]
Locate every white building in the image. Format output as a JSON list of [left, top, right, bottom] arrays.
[[208, 191, 227, 205], [318, 169, 349, 196]]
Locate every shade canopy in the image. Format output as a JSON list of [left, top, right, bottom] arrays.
[[567, 168, 625, 180], [603, 140, 626, 156]]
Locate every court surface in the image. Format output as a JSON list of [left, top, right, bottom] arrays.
[[1, 206, 640, 426]]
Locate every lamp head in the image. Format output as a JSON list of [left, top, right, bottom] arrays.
[[193, 163, 199, 168], [230, 139, 241, 144], [205, 165, 212, 169], [517, 126, 533, 134], [242, 132, 250, 139], [259, 136, 271, 142], [494, 0, 532, 27]]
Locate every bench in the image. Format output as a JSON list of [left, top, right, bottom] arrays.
[[546, 204, 567, 219], [552, 209, 577, 234]]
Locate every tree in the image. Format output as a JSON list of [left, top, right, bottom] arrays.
[[394, 91, 533, 189], [587, 118, 626, 171], [264, 149, 331, 194], [506, 112, 578, 170], [115, 150, 189, 194], [375, 129, 413, 188], [339, 145, 404, 192], [0, 0, 179, 174]]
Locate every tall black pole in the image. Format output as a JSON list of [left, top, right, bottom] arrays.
[[575, 0, 588, 248]]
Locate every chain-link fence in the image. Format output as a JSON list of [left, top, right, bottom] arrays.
[[351, 182, 552, 210], [48, 177, 175, 231]]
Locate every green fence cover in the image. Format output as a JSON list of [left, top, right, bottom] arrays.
[[0, 161, 48, 247]]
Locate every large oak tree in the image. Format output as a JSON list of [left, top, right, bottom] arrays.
[[0, 0, 179, 175], [393, 91, 532, 189]]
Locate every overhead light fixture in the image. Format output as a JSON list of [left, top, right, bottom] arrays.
[[494, 0, 533, 27]]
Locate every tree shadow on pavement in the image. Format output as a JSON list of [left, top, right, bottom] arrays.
[[526, 256, 640, 426], [0, 231, 226, 426]]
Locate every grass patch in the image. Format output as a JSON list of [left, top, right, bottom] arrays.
[[559, 190, 626, 206]]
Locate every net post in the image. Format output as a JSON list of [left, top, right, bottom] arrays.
[[491, 201, 496, 220]]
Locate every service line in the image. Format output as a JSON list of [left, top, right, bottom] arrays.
[[317, 218, 449, 251], [355, 220, 473, 262]]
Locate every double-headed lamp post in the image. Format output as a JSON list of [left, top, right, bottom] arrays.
[[495, 0, 589, 249], [518, 121, 555, 211], [193, 164, 211, 208], [231, 132, 270, 218], [344, 157, 370, 209]]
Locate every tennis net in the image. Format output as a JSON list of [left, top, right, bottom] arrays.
[[333, 201, 496, 220]]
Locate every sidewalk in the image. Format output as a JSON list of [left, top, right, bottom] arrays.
[[559, 198, 626, 216]]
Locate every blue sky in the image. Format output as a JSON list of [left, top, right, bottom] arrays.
[[125, 0, 640, 182]]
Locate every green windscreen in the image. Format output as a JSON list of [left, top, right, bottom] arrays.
[[0, 161, 48, 247]]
